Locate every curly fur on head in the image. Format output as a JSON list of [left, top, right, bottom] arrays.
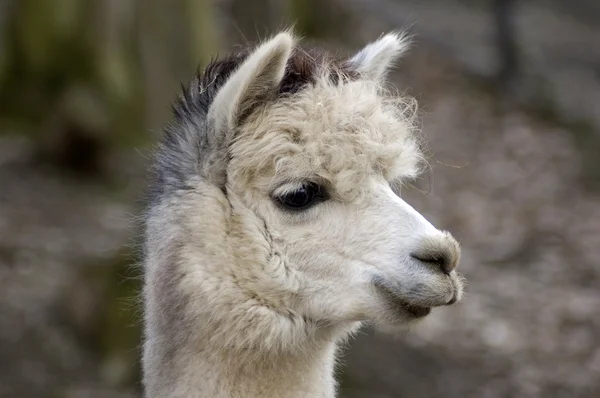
[[148, 32, 419, 202], [142, 30, 463, 398]]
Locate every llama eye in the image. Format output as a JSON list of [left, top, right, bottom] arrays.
[[276, 182, 323, 210]]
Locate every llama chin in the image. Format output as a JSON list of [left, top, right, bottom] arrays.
[[142, 30, 464, 398]]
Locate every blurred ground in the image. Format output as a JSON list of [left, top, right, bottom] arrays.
[[0, 1, 599, 397]]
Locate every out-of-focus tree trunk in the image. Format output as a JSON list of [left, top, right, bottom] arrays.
[[138, 0, 216, 132]]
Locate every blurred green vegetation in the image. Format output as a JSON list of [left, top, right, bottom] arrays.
[[0, 0, 142, 172], [0, 0, 217, 175]]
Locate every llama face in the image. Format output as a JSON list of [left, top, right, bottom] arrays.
[[207, 32, 463, 331], [225, 89, 462, 331]]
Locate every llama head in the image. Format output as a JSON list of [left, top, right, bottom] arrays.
[[151, 31, 464, 349]]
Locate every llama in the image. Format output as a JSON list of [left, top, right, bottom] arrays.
[[142, 30, 464, 398]]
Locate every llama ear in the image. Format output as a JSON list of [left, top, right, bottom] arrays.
[[348, 32, 410, 81], [208, 32, 295, 133]]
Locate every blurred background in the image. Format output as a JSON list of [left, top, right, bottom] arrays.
[[1, 0, 599, 397]]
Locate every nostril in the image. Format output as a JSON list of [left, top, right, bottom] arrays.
[[410, 252, 455, 275], [411, 233, 461, 274], [446, 295, 458, 305]]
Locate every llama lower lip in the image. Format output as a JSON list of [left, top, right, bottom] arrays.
[[386, 292, 431, 317], [372, 277, 432, 318], [388, 293, 431, 318], [402, 304, 431, 317]]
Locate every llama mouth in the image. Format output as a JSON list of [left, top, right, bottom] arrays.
[[372, 277, 432, 318], [386, 292, 432, 318], [399, 302, 431, 318]]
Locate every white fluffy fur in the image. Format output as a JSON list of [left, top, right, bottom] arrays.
[[142, 31, 464, 398]]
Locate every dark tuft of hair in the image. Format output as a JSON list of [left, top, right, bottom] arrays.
[[146, 43, 358, 208]]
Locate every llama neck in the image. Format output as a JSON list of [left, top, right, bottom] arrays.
[[142, 240, 347, 397], [192, 340, 339, 398], [144, 328, 341, 398]]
